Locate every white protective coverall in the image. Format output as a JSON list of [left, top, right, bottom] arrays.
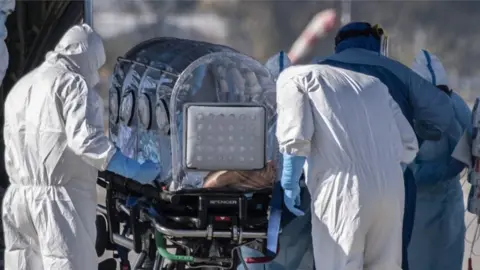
[[411, 51, 449, 87], [0, 0, 15, 84], [276, 64, 419, 270], [2, 24, 116, 270], [408, 50, 468, 270]]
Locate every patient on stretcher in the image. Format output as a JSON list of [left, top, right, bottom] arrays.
[[101, 39, 283, 269], [203, 160, 276, 189]]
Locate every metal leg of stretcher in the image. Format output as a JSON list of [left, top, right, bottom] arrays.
[[152, 253, 162, 270], [133, 250, 147, 270], [132, 235, 157, 270]]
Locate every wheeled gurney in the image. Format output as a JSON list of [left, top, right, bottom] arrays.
[[96, 37, 283, 269]]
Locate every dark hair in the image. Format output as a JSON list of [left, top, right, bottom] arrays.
[[335, 23, 384, 47]]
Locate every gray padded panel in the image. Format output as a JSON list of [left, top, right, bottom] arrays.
[[184, 104, 266, 171]]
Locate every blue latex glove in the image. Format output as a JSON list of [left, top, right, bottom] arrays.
[[281, 153, 306, 216], [106, 150, 160, 184], [133, 161, 161, 184]]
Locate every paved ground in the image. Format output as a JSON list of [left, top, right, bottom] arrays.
[[97, 180, 480, 270]]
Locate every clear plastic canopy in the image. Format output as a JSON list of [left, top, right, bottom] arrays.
[[108, 38, 279, 190], [169, 52, 278, 190]]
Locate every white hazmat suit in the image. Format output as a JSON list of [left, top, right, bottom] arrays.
[[2, 24, 116, 270], [0, 0, 15, 85], [276, 65, 419, 270]]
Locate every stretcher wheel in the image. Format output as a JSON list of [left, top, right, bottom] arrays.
[[95, 214, 109, 257], [98, 258, 117, 270]]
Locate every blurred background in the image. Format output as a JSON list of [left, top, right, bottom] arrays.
[[92, 0, 480, 107]]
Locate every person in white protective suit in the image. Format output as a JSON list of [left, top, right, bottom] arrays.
[[0, 0, 14, 85], [239, 52, 316, 270], [275, 64, 419, 269], [2, 24, 160, 270], [407, 50, 470, 270]]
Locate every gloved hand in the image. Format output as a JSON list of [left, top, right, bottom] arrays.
[[281, 153, 306, 217], [106, 150, 160, 184], [132, 160, 161, 184], [284, 187, 304, 217]]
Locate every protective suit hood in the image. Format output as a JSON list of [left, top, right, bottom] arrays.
[[46, 24, 106, 88], [264, 51, 292, 79], [411, 50, 449, 86], [335, 22, 381, 54]]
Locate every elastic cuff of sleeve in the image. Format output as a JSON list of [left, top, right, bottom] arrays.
[[101, 146, 119, 172], [279, 141, 311, 157]]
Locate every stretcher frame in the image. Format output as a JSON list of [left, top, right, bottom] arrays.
[[96, 37, 283, 270]]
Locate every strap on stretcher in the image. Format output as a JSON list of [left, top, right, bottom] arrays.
[[265, 181, 282, 257], [263, 51, 285, 257]]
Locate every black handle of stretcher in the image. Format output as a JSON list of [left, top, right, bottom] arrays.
[[98, 172, 178, 203]]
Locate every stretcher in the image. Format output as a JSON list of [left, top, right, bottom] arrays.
[[96, 37, 283, 270]]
